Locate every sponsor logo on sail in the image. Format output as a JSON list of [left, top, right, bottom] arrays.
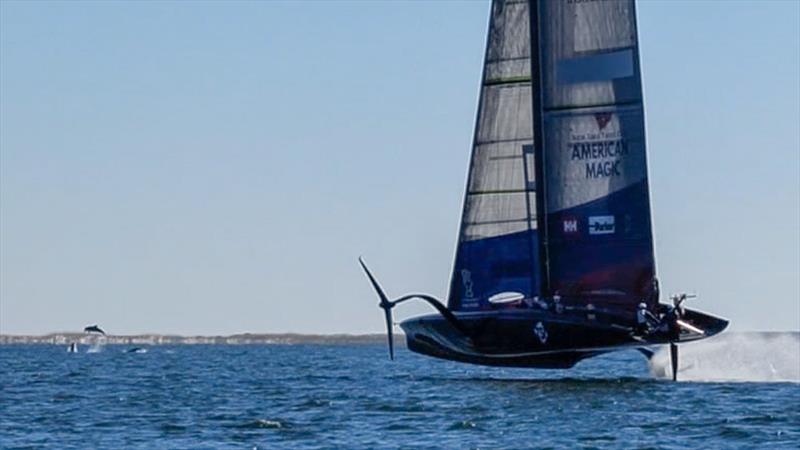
[[594, 112, 613, 130], [588, 215, 615, 235], [461, 269, 474, 299], [563, 218, 578, 234], [570, 139, 628, 179], [567, 112, 638, 180]]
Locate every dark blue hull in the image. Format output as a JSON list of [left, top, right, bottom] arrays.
[[400, 306, 728, 368]]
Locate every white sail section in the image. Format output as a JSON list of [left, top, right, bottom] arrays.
[[462, 0, 536, 242], [543, 106, 647, 212], [540, 0, 645, 212], [540, 0, 640, 110]]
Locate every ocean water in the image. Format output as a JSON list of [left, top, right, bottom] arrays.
[[1, 335, 798, 449]]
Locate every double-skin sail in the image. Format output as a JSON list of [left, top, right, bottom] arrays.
[[449, 0, 656, 314]]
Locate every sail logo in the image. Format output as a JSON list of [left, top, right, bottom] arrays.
[[594, 112, 613, 130], [461, 269, 475, 300], [563, 218, 578, 234], [588, 215, 615, 235], [570, 139, 628, 179]]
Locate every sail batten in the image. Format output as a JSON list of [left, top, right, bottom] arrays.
[[542, 100, 642, 113], [484, 77, 533, 86]]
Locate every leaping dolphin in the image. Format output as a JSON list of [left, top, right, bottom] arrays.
[[84, 324, 106, 335]]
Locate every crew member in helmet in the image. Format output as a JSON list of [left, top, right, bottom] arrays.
[[635, 302, 658, 335]]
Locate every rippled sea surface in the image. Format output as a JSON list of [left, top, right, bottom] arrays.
[[1, 344, 798, 449]]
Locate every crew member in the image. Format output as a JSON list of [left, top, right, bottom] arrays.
[[552, 294, 564, 314], [635, 302, 657, 335]]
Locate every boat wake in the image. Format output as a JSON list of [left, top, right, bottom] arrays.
[[649, 332, 799, 382]]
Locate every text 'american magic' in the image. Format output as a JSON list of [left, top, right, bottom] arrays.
[[570, 139, 628, 178]]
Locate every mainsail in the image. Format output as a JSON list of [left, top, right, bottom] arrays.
[[449, 0, 656, 312]]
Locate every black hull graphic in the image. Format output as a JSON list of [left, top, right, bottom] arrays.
[[400, 307, 727, 368]]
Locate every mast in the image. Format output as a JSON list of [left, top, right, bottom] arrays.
[[528, 0, 550, 298]]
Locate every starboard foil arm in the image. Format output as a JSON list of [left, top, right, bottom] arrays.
[[359, 257, 468, 360]]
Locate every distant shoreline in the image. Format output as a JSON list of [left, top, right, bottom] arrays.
[[1, 331, 795, 346], [0, 332, 400, 345]]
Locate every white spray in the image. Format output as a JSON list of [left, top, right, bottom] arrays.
[[649, 332, 799, 382], [86, 335, 106, 353]]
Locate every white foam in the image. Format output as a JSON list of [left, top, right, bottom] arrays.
[[86, 342, 104, 353], [649, 332, 799, 382]]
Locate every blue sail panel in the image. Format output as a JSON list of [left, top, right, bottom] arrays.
[[545, 180, 655, 306], [538, 0, 656, 309], [450, 230, 540, 311]]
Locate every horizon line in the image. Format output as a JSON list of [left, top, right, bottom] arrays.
[[2, 330, 798, 338]]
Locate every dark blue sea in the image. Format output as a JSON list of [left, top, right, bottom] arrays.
[[1, 338, 799, 449]]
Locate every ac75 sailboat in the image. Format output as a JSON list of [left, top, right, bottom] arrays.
[[360, 0, 727, 380]]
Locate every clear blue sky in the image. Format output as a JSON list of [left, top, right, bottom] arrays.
[[1, 1, 798, 335]]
